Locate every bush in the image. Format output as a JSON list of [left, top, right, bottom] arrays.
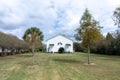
[[73, 42, 85, 52], [90, 31, 120, 55], [58, 47, 64, 53]]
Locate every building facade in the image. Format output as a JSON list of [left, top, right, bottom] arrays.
[[46, 34, 73, 53]]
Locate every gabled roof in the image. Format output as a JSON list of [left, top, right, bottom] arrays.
[[46, 34, 73, 42]]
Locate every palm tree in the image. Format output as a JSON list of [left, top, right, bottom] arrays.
[[23, 27, 43, 65]]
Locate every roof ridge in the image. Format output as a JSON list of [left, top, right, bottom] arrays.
[[46, 34, 73, 41]]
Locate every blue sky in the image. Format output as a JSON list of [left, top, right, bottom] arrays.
[[0, 0, 120, 41]]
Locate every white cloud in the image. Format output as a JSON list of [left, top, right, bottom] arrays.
[[48, 30, 55, 34], [107, 0, 120, 7], [0, 0, 119, 40]]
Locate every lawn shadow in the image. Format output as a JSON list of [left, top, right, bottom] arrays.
[[0, 56, 15, 60], [53, 58, 84, 64], [16, 54, 32, 58]]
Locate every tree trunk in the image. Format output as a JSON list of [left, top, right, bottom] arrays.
[[2, 48, 4, 56], [13, 49, 15, 55], [4, 51, 7, 56], [32, 42, 35, 65], [88, 44, 90, 64]]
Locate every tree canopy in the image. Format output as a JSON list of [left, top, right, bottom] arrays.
[[0, 32, 28, 49], [76, 9, 103, 47], [0, 32, 28, 56], [113, 6, 120, 28], [23, 27, 43, 49]]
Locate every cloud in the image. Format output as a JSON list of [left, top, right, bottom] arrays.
[[0, 0, 120, 41]]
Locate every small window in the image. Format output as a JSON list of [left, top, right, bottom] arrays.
[[58, 42, 62, 45], [49, 44, 54, 46], [66, 44, 71, 46]]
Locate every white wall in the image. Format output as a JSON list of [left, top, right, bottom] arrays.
[[46, 35, 73, 53]]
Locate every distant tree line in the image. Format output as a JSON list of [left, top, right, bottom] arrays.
[[0, 32, 28, 56], [74, 31, 120, 55], [91, 31, 120, 55]]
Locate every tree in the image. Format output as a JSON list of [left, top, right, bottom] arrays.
[[76, 9, 103, 64], [98, 32, 114, 55], [113, 6, 120, 28], [93, 31, 120, 55], [23, 27, 43, 64], [73, 42, 84, 52], [113, 30, 120, 55], [0, 32, 28, 56], [106, 32, 114, 41]]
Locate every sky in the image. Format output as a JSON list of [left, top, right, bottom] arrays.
[[0, 0, 120, 42]]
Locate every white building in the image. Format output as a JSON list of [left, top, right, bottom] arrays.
[[46, 34, 73, 53]]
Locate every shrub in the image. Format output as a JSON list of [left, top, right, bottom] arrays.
[[73, 42, 85, 52], [58, 47, 64, 53]]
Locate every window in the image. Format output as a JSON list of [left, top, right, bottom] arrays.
[[66, 44, 71, 46], [49, 44, 54, 46], [57, 42, 62, 45]]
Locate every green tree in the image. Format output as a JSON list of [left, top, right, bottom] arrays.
[[113, 6, 120, 28], [0, 32, 28, 56], [113, 30, 120, 55], [73, 42, 84, 52], [23, 27, 43, 64], [76, 9, 103, 64], [106, 32, 114, 41]]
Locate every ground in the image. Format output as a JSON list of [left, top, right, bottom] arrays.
[[0, 52, 120, 80]]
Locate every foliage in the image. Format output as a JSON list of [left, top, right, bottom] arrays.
[[110, 30, 120, 55], [82, 28, 103, 47], [113, 6, 120, 28], [76, 9, 103, 64], [0, 32, 28, 56], [58, 47, 65, 53], [73, 42, 84, 52], [106, 32, 114, 41], [76, 9, 103, 47], [23, 27, 43, 50], [92, 32, 120, 55]]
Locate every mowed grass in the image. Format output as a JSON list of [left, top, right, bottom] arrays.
[[0, 52, 120, 80]]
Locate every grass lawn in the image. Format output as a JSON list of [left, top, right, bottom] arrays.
[[0, 52, 120, 80]]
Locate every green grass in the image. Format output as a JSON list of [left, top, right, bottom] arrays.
[[0, 52, 120, 80]]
